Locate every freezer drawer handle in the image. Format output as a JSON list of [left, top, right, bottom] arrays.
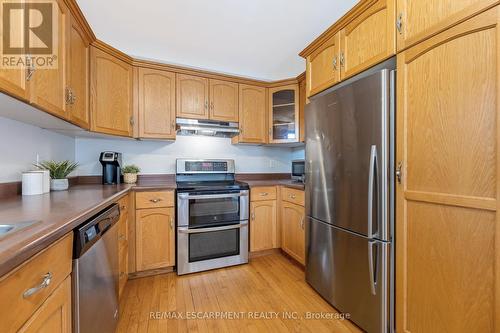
[[367, 145, 379, 238], [368, 241, 377, 295]]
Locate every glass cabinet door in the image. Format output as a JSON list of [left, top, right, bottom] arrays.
[[269, 84, 299, 143]]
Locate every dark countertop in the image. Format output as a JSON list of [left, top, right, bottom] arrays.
[[245, 179, 305, 190]]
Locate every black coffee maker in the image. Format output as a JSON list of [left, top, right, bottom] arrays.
[[99, 152, 122, 185]]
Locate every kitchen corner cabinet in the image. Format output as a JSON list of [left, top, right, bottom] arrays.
[[234, 84, 267, 144], [209, 79, 239, 122], [396, 6, 500, 333], [250, 200, 277, 251], [306, 32, 341, 97], [176, 74, 209, 120], [29, 0, 69, 119], [90, 46, 133, 137], [281, 202, 305, 265], [135, 191, 175, 271], [268, 84, 299, 143], [67, 13, 90, 129], [339, 0, 395, 80], [396, 0, 497, 51], [137, 68, 176, 139]]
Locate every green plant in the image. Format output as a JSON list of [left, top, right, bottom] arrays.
[[122, 164, 140, 174], [34, 160, 79, 179]]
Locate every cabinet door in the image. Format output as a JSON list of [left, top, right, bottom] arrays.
[[268, 84, 299, 143], [176, 73, 209, 119], [18, 277, 71, 333], [237, 84, 267, 143], [138, 68, 176, 139], [209, 79, 238, 122], [250, 200, 277, 252], [306, 32, 340, 97], [136, 207, 175, 271], [396, 7, 500, 333], [281, 201, 305, 264], [30, 0, 69, 119], [90, 47, 133, 136], [396, 0, 497, 51], [340, 0, 395, 80], [67, 13, 90, 129]]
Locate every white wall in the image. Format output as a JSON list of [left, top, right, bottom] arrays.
[[75, 135, 295, 175], [0, 116, 76, 183], [292, 147, 305, 160]]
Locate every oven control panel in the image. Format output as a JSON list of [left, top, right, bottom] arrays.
[[185, 161, 227, 172]]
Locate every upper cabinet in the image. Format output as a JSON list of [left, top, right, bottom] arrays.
[[137, 68, 176, 139], [67, 13, 90, 129], [176, 74, 209, 120], [298, 77, 306, 143], [306, 32, 340, 98], [90, 46, 133, 137], [268, 84, 299, 143], [396, 0, 496, 51], [339, 0, 396, 80], [235, 84, 267, 144], [209, 79, 239, 122]]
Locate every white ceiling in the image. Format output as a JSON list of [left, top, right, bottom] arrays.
[[76, 0, 358, 81]]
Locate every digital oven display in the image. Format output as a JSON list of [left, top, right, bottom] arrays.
[[185, 161, 227, 172]]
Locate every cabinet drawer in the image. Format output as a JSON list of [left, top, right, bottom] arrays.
[[250, 186, 277, 201], [281, 187, 305, 206], [0, 233, 73, 332], [136, 191, 174, 209]]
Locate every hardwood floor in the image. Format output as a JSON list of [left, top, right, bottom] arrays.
[[117, 253, 361, 333]]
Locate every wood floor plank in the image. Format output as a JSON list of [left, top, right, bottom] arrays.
[[118, 253, 361, 333]]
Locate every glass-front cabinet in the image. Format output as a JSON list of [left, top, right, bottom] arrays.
[[268, 84, 299, 143]]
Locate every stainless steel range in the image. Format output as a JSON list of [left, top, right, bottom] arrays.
[[176, 159, 249, 275]]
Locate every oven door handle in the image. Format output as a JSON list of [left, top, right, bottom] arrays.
[[178, 222, 248, 234], [178, 192, 248, 200]]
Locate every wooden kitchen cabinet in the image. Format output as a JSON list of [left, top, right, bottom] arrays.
[[268, 85, 299, 143], [306, 32, 340, 97], [67, 12, 90, 129], [235, 84, 267, 144], [18, 277, 71, 333], [137, 68, 176, 139], [209, 79, 239, 122], [396, 0, 497, 51], [250, 200, 277, 251], [298, 75, 306, 143], [281, 201, 305, 265], [90, 46, 133, 136], [29, 0, 69, 119], [339, 0, 395, 80], [176, 73, 209, 120], [396, 7, 500, 332]]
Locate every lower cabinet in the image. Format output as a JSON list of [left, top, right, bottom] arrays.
[[250, 200, 277, 251], [18, 277, 72, 333], [280, 201, 305, 265], [135, 191, 176, 272]]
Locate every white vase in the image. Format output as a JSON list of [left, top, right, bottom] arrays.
[[123, 173, 138, 184], [50, 178, 69, 191]]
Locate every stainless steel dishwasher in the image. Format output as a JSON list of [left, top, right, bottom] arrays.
[[72, 203, 120, 333]]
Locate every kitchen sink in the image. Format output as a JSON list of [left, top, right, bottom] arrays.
[[0, 221, 40, 240]]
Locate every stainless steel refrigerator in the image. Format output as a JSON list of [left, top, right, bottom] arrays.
[[305, 58, 395, 333]]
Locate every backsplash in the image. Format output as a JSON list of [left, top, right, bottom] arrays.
[[0, 117, 76, 183], [75, 135, 296, 175]]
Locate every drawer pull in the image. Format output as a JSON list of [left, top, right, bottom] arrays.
[[120, 272, 126, 278], [289, 194, 296, 199], [119, 234, 126, 240], [149, 198, 163, 203], [259, 193, 268, 196], [23, 272, 52, 298]]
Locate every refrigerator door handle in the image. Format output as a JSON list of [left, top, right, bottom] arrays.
[[368, 145, 378, 238], [368, 240, 377, 295]]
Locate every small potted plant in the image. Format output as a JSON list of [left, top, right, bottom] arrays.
[[35, 160, 79, 191], [122, 165, 140, 184]]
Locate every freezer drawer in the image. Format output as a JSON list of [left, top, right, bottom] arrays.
[[305, 217, 390, 333]]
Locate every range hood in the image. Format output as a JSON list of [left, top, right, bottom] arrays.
[[176, 118, 240, 138]]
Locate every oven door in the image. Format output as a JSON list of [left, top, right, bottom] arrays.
[[177, 190, 249, 228], [177, 222, 249, 275]]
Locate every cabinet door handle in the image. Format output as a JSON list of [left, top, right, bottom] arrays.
[[205, 101, 208, 110], [340, 52, 345, 68], [300, 217, 305, 230], [289, 194, 296, 199], [251, 212, 255, 220], [171, 121, 176, 130], [129, 116, 135, 126], [149, 198, 162, 203], [259, 192, 268, 196], [396, 161, 403, 184], [65, 87, 72, 105], [119, 234, 126, 240], [332, 56, 338, 71], [23, 272, 52, 298], [26, 62, 35, 81], [210, 101, 214, 110], [396, 12, 403, 34], [170, 217, 174, 229]]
